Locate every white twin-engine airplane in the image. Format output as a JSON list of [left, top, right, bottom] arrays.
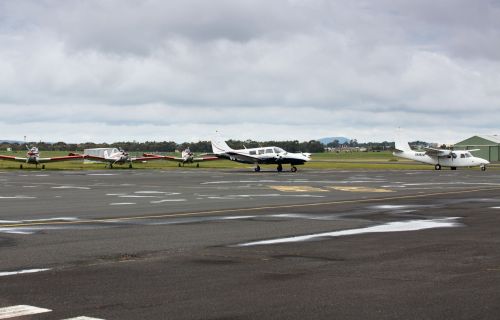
[[211, 139, 311, 172], [143, 148, 219, 167], [393, 140, 489, 171], [84, 148, 162, 168], [0, 146, 83, 169]]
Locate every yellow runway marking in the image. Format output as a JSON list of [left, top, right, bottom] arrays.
[[1, 187, 500, 229], [270, 185, 328, 192], [329, 186, 394, 193]]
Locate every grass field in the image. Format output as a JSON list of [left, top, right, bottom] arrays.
[[0, 150, 495, 171]]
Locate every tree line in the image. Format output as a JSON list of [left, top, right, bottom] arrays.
[[1, 139, 403, 153], [0, 140, 326, 153]]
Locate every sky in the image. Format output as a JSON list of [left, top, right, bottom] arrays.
[[1, 0, 499, 144]]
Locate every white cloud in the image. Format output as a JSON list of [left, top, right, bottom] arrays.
[[0, 0, 499, 143]]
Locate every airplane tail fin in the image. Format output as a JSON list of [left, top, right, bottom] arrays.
[[394, 128, 412, 152], [211, 138, 233, 154]]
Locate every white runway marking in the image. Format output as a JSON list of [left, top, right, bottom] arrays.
[[87, 173, 116, 176], [0, 196, 36, 199], [491, 207, 500, 209], [0, 268, 51, 277], [62, 316, 106, 320], [0, 305, 51, 319], [22, 185, 39, 188], [52, 186, 91, 190], [237, 218, 461, 247], [118, 195, 159, 198], [135, 191, 179, 195], [150, 199, 187, 203], [110, 202, 136, 205]]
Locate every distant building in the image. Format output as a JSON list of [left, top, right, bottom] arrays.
[[454, 135, 500, 162]]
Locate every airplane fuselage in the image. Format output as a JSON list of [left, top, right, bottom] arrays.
[[393, 150, 489, 169]]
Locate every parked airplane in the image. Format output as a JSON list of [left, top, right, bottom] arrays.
[[144, 148, 219, 167], [0, 146, 84, 169], [211, 139, 311, 172], [393, 139, 489, 171], [84, 148, 162, 168]]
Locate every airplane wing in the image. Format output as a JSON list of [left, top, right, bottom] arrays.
[[0, 155, 27, 162], [37, 154, 85, 163], [424, 147, 451, 157], [129, 156, 165, 162], [142, 153, 219, 162], [221, 151, 262, 164], [84, 154, 110, 162]]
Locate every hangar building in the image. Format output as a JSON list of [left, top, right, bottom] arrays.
[[454, 135, 500, 162]]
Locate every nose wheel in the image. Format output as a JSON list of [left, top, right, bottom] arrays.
[[434, 164, 442, 170], [291, 166, 297, 172], [481, 165, 487, 171], [254, 165, 261, 172]]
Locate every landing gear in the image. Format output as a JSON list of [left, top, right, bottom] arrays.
[[277, 164, 283, 172], [434, 164, 442, 170], [451, 167, 457, 170], [128, 163, 133, 169], [19, 164, 23, 169], [254, 165, 261, 172], [291, 166, 297, 172], [196, 163, 200, 168], [108, 163, 113, 169], [42, 164, 45, 169], [178, 163, 181, 167], [481, 165, 487, 171]]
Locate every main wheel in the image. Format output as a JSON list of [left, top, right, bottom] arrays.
[[19, 164, 23, 169], [451, 167, 457, 170], [291, 166, 297, 172], [481, 165, 487, 171], [42, 164, 45, 169], [254, 165, 261, 172], [178, 163, 181, 167], [196, 163, 200, 168], [128, 163, 133, 169], [277, 164, 283, 172], [434, 164, 441, 170]]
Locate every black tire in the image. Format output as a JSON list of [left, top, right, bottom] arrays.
[[291, 166, 297, 172], [128, 163, 133, 169], [277, 164, 283, 172], [178, 163, 181, 167], [451, 167, 457, 170], [254, 165, 261, 172], [434, 164, 441, 170], [196, 163, 200, 168], [20, 164, 23, 169], [42, 164, 45, 169], [481, 165, 486, 171]]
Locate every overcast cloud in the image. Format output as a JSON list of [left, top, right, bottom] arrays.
[[1, 0, 499, 143]]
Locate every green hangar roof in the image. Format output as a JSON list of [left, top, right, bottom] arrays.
[[455, 135, 500, 162]]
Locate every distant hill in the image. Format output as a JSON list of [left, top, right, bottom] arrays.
[[318, 137, 350, 145], [0, 140, 23, 144]]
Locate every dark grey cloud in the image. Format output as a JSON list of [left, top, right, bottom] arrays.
[[0, 0, 499, 143]]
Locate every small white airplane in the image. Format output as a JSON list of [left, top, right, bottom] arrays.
[[393, 139, 489, 171], [211, 139, 311, 172], [143, 148, 219, 167], [84, 148, 162, 168], [0, 146, 84, 169]]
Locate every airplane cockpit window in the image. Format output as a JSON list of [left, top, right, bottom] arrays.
[[451, 153, 457, 158], [460, 154, 465, 158], [258, 149, 265, 155], [266, 148, 274, 153], [274, 147, 285, 154], [249, 150, 256, 155], [465, 152, 472, 158]]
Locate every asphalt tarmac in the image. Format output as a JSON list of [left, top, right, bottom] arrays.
[[1, 168, 500, 319]]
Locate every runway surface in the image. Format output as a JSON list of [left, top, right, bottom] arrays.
[[1, 168, 500, 319]]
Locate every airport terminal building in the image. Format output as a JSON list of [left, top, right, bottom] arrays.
[[455, 135, 500, 162]]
